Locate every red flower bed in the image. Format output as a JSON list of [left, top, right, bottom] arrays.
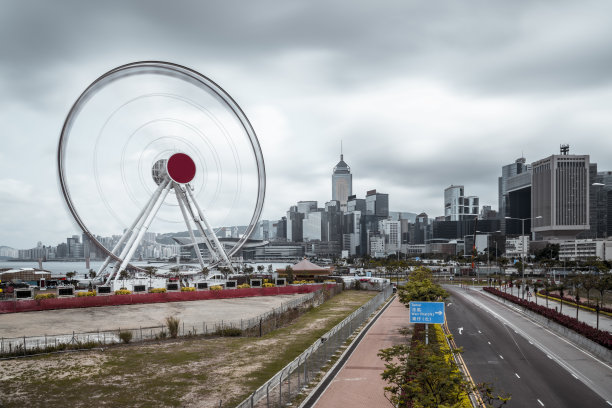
[[538, 290, 612, 314], [483, 287, 612, 350]]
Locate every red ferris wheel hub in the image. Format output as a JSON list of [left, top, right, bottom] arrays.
[[167, 153, 196, 184]]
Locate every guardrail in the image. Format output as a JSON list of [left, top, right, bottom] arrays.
[[235, 285, 394, 408]]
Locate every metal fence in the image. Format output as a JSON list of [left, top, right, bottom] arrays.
[[236, 284, 394, 408], [0, 287, 341, 357]]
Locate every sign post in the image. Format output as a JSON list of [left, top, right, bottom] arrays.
[[409, 301, 445, 345]]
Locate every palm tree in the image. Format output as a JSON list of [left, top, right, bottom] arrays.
[[143, 266, 157, 290], [119, 270, 129, 289]]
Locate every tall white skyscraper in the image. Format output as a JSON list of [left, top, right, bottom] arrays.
[[332, 150, 352, 209]]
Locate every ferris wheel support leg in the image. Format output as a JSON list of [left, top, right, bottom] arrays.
[[174, 183, 206, 271], [114, 180, 173, 281], [105, 179, 171, 285], [175, 185, 220, 264], [99, 181, 168, 282], [185, 185, 235, 273]]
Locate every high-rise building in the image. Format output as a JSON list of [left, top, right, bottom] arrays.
[[286, 206, 304, 242], [365, 190, 389, 218], [297, 201, 318, 214], [498, 157, 532, 235], [332, 152, 352, 209], [531, 146, 590, 240], [444, 185, 479, 221]]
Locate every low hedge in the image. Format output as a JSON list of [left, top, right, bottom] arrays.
[[210, 285, 223, 291], [539, 290, 612, 314], [150, 288, 166, 293], [114, 289, 132, 295], [34, 293, 57, 300], [76, 291, 96, 297], [484, 287, 612, 349], [181, 286, 196, 292]]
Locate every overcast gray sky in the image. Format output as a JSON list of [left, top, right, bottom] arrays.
[[1, 0, 612, 249]]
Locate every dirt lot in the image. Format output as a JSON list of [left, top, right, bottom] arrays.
[[0, 290, 377, 408], [0, 294, 303, 337]]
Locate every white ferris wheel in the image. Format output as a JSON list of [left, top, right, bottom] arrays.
[[57, 61, 266, 284]]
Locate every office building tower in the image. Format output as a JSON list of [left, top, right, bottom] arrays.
[[297, 201, 317, 214], [531, 146, 590, 240], [499, 157, 532, 235], [444, 185, 479, 221], [286, 206, 304, 242], [365, 190, 389, 218], [332, 151, 352, 209]]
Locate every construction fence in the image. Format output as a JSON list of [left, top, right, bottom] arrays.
[[236, 284, 394, 408], [0, 285, 343, 358]]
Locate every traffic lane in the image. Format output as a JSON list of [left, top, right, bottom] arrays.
[[471, 287, 612, 402], [446, 287, 608, 407]]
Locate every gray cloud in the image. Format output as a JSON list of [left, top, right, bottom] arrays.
[[1, 0, 612, 248]]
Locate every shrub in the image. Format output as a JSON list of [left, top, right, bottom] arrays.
[[210, 285, 223, 291], [181, 286, 195, 292], [76, 291, 96, 297], [166, 316, 181, 338], [215, 327, 242, 337], [484, 287, 612, 349], [34, 293, 57, 300], [237, 283, 251, 289], [150, 287, 167, 293], [263, 282, 275, 288], [119, 330, 133, 344], [114, 289, 132, 295]]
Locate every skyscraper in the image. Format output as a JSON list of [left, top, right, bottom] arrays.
[[532, 146, 590, 240], [498, 157, 532, 235], [444, 185, 479, 221], [332, 150, 352, 210]]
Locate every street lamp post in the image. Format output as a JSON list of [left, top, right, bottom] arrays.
[[505, 216, 542, 299], [476, 230, 501, 284]]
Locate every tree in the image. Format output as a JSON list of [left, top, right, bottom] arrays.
[[119, 270, 129, 289], [143, 266, 157, 289], [257, 264, 264, 274], [267, 264, 273, 274], [284, 266, 294, 283], [579, 274, 597, 306], [88, 269, 97, 280]]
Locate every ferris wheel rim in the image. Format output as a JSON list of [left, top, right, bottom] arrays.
[[57, 61, 266, 264]]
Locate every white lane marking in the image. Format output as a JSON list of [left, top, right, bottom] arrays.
[[458, 327, 463, 335], [478, 330, 482, 334], [515, 373, 520, 379], [547, 355, 552, 359], [537, 399, 544, 406], [572, 374, 578, 379], [487, 341, 491, 345], [606, 401, 612, 406], [499, 355, 504, 359], [529, 341, 533, 345]]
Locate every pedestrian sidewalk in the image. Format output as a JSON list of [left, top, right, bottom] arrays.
[[313, 297, 411, 408]]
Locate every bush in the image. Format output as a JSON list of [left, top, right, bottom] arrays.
[[114, 289, 132, 295], [34, 293, 57, 300], [263, 282, 275, 288], [484, 287, 612, 349], [181, 286, 195, 292], [215, 327, 242, 337], [76, 291, 96, 297], [150, 287, 167, 293], [237, 283, 251, 289], [210, 285, 223, 291], [166, 316, 181, 338], [119, 330, 133, 344]]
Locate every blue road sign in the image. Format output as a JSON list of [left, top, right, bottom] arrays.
[[409, 301, 445, 324]]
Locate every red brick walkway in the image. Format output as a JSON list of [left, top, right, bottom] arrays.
[[313, 297, 411, 408]]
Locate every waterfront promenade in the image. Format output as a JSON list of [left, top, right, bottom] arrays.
[[312, 297, 411, 408]]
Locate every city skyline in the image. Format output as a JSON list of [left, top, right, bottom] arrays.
[[2, 1, 612, 248]]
